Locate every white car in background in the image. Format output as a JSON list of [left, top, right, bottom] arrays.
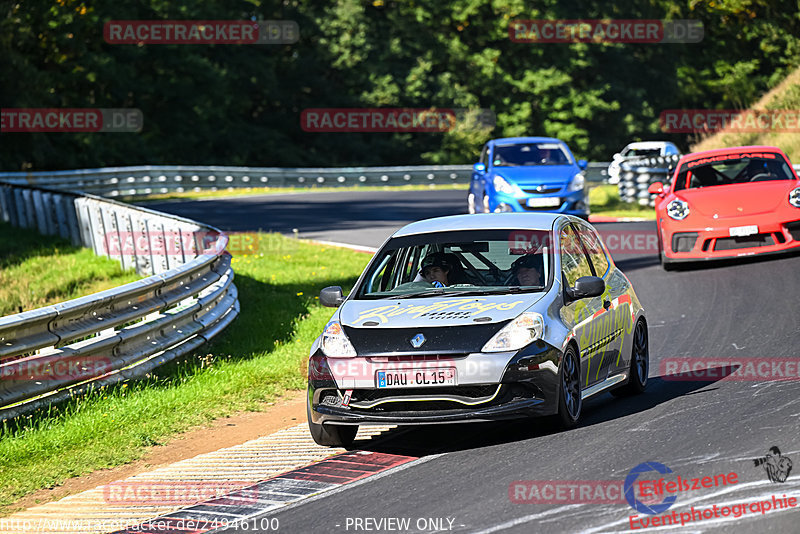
[[607, 141, 680, 184]]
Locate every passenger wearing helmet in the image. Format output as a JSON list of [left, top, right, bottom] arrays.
[[510, 253, 544, 286]]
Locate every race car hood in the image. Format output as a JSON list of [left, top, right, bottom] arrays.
[[339, 293, 545, 328], [677, 181, 796, 218], [492, 166, 576, 186]]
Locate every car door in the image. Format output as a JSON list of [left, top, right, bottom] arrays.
[[557, 223, 606, 389], [574, 222, 628, 383]]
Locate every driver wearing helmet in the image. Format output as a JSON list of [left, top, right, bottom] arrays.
[[420, 252, 455, 287]]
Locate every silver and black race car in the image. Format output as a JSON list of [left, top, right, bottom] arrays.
[[307, 213, 649, 447]]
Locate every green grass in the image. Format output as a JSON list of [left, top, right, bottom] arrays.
[[0, 234, 370, 513], [131, 183, 466, 203], [0, 223, 140, 316], [588, 184, 655, 219], [692, 66, 800, 161]]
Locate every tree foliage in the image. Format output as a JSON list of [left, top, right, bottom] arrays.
[[1, 0, 798, 170]]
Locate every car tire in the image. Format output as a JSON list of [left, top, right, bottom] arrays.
[[660, 252, 675, 271], [556, 344, 582, 428], [611, 319, 649, 397], [307, 398, 358, 447], [467, 193, 477, 214], [656, 227, 675, 271]]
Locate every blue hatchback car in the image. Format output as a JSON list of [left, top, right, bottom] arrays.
[[468, 137, 589, 218]]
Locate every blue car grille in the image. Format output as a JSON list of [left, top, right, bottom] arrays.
[[522, 186, 561, 194]]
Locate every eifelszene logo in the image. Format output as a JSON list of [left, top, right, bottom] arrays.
[[625, 462, 677, 515]]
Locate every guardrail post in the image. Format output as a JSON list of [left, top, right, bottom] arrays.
[[0, 186, 12, 224]]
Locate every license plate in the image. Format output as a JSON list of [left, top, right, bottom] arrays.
[[527, 197, 561, 208], [376, 368, 457, 388], [729, 225, 758, 237]]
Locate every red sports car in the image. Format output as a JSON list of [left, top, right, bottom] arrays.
[[649, 146, 800, 269]]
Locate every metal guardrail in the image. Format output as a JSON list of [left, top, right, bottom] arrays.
[[0, 163, 612, 198], [0, 161, 612, 420], [0, 182, 239, 420], [618, 156, 800, 207]]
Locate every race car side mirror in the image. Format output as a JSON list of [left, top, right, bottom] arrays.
[[568, 276, 605, 300], [473, 162, 486, 173], [578, 159, 588, 170], [648, 182, 665, 196], [320, 286, 345, 307]]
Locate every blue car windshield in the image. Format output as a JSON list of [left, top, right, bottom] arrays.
[[493, 143, 572, 166]]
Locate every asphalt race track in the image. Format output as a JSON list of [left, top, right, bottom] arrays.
[[147, 191, 800, 533], [146, 190, 467, 249]]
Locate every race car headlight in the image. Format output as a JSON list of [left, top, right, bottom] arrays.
[[493, 175, 517, 195], [494, 203, 514, 213], [482, 312, 544, 353], [667, 199, 690, 220], [789, 187, 800, 208], [567, 173, 585, 192], [320, 321, 357, 358]]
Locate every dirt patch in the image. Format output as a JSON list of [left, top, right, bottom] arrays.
[[3, 390, 308, 516]]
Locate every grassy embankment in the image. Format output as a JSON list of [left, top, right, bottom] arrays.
[[692, 66, 800, 160], [0, 222, 140, 316], [0, 229, 369, 514]]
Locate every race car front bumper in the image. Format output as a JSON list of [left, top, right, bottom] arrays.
[[660, 215, 800, 262], [307, 342, 563, 426]]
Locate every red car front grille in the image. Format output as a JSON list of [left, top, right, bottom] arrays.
[[713, 233, 776, 251]]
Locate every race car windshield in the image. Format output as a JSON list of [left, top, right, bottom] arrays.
[[492, 143, 572, 166], [673, 154, 795, 191], [622, 148, 660, 158], [355, 229, 552, 299]]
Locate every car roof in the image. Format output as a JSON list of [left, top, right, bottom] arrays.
[[392, 213, 569, 237], [625, 141, 673, 149], [678, 145, 787, 165], [490, 136, 564, 145]]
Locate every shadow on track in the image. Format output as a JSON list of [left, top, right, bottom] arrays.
[[349, 371, 732, 457]]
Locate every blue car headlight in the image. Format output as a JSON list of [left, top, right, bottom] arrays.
[[493, 175, 518, 195], [567, 173, 585, 192]]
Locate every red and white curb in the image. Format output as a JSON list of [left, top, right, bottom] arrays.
[[111, 450, 419, 533], [0, 424, 398, 534]]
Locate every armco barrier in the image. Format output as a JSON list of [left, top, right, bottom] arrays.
[[618, 156, 800, 207], [0, 163, 611, 198], [0, 182, 239, 420]]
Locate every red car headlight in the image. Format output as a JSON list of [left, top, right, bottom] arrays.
[[790, 187, 800, 208]]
